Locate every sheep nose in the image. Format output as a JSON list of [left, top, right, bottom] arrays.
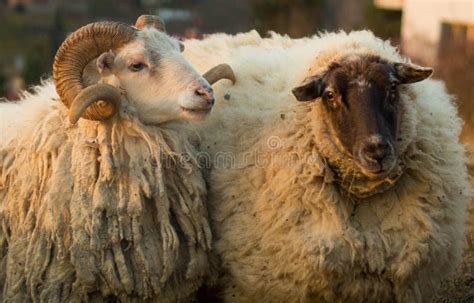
[[195, 86, 215, 106], [361, 135, 391, 163]]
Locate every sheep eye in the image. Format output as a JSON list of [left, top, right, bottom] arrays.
[[388, 82, 399, 101], [130, 63, 145, 72], [325, 91, 335, 100], [390, 82, 398, 92]]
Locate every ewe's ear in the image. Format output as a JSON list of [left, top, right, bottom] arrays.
[[97, 51, 116, 76], [292, 76, 324, 101], [393, 62, 433, 84], [179, 41, 185, 52]]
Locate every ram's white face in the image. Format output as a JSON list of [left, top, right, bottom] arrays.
[[96, 28, 214, 124]]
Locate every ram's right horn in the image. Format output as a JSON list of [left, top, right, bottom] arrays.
[[135, 15, 165, 31], [203, 64, 236, 85]]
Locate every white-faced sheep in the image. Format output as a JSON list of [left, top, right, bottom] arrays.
[[0, 15, 234, 302], [183, 30, 471, 302]]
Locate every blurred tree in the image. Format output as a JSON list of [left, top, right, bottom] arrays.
[[50, 6, 65, 59], [252, 0, 324, 38], [87, 0, 122, 20], [130, 0, 142, 9], [363, 0, 401, 41], [251, 0, 400, 39], [0, 71, 5, 97], [13, 3, 26, 14], [323, 0, 365, 32], [22, 43, 50, 86]]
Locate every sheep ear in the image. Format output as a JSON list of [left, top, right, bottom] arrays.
[[292, 76, 324, 102], [393, 62, 433, 84], [97, 51, 116, 76]]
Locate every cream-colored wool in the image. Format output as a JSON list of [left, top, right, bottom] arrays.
[[0, 82, 211, 302], [183, 31, 471, 302]]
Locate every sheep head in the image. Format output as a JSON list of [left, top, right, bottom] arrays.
[[292, 54, 432, 178], [53, 15, 235, 124]]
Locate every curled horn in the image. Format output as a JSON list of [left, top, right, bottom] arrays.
[[203, 64, 236, 85], [53, 21, 137, 123], [135, 15, 165, 31], [68, 84, 122, 124]]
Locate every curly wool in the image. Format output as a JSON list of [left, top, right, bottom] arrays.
[[183, 31, 471, 302], [0, 82, 211, 302]]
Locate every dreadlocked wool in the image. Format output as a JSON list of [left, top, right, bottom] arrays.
[[0, 82, 211, 302], [182, 31, 471, 302]]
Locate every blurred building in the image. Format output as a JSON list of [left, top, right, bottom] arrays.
[[375, 0, 474, 65]]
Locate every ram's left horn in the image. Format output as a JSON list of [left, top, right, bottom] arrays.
[[68, 84, 122, 124], [53, 20, 137, 122]]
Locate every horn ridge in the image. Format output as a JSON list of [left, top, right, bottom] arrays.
[[203, 64, 236, 85], [53, 21, 137, 121], [135, 15, 166, 31]]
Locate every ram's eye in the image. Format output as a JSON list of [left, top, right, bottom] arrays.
[[130, 63, 145, 72]]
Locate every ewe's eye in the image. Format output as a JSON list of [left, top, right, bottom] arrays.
[[323, 90, 338, 108], [324, 90, 335, 101], [389, 81, 399, 100], [129, 63, 145, 72], [390, 82, 398, 92]]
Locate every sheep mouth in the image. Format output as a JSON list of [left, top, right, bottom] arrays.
[[181, 106, 212, 113], [355, 158, 397, 179]]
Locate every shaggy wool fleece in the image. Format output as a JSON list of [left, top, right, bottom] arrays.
[[0, 83, 212, 302], [183, 31, 471, 302]]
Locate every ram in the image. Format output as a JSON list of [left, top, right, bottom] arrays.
[[0, 15, 234, 302], [185, 30, 470, 302]]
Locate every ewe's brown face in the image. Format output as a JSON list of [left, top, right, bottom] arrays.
[[292, 55, 432, 177]]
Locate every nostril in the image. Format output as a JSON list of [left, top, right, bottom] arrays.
[[194, 86, 214, 106], [362, 139, 390, 162], [195, 87, 207, 96], [371, 149, 388, 162]]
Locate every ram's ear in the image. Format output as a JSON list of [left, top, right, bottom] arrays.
[[97, 51, 116, 76], [291, 75, 324, 102], [393, 62, 433, 84]]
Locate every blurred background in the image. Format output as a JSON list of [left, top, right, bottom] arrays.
[[0, 0, 472, 144], [0, 0, 473, 300]]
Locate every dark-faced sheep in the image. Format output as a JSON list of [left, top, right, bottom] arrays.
[[184, 30, 470, 302]]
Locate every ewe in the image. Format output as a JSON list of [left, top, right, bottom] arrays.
[[184, 31, 470, 302], [0, 15, 234, 302]]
